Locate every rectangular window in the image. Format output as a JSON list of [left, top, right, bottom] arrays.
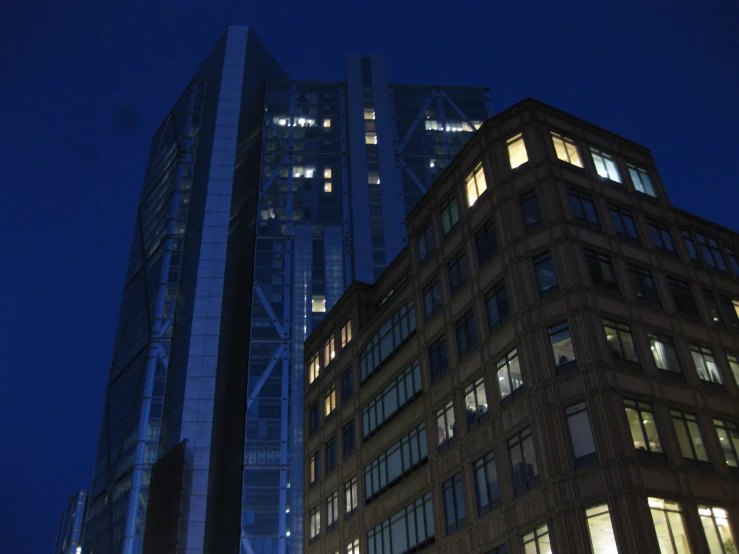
[[309, 505, 320, 542], [359, 301, 416, 383], [648, 497, 690, 554], [423, 278, 442, 320], [586, 504, 620, 553], [309, 451, 320, 485], [455, 310, 478, 359], [603, 319, 638, 364], [362, 360, 422, 438], [342, 368, 354, 405], [497, 348, 523, 407], [343, 420, 355, 460], [520, 191, 544, 232], [436, 401, 456, 451], [346, 539, 359, 554], [475, 219, 498, 266], [326, 492, 339, 532], [464, 378, 488, 430], [624, 399, 664, 459], [324, 335, 336, 365], [309, 402, 320, 435], [324, 181, 332, 193], [325, 386, 337, 419], [448, 251, 469, 295], [696, 232, 728, 271], [698, 505, 736, 554], [629, 265, 662, 308], [648, 333, 683, 378], [365, 131, 377, 144], [550, 322, 576, 374], [324, 167, 332, 179], [486, 280, 510, 330], [667, 277, 699, 317], [569, 189, 600, 227], [340, 319, 352, 347], [508, 427, 539, 496], [720, 296, 739, 329], [551, 131, 583, 167], [566, 402, 597, 468], [609, 204, 639, 240], [441, 195, 460, 235], [442, 473, 467, 535], [325, 436, 337, 475], [714, 419, 739, 469], [507, 133, 529, 169], [671, 409, 710, 468], [628, 164, 657, 197], [725, 246, 739, 275], [728, 354, 739, 386], [591, 147, 622, 183], [428, 336, 449, 384], [312, 295, 326, 313], [366, 493, 435, 554], [473, 453, 500, 515], [418, 223, 434, 262], [534, 251, 560, 298], [648, 220, 676, 253], [344, 477, 358, 519], [309, 353, 321, 385], [705, 291, 724, 326], [681, 230, 700, 262], [585, 250, 620, 294], [689, 344, 723, 386], [523, 523, 550, 554], [485, 545, 509, 554], [466, 163, 488, 207]]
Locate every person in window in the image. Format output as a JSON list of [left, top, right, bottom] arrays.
[[558, 355, 569, 365]]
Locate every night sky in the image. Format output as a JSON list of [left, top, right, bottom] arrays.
[[2, 1, 738, 551]]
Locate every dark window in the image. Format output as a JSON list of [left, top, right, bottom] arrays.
[[667, 277, 699, 317], [362, 360, 422, 438], [366, 493, 435, 554], [648, 220, 676, 253], [475, 219, 498, 266], [585, 250, 619, 294], [342, 368, 354, 405], [603, 318, 639, 364], [681, 230, 700, 262], [344, 477, 358, 518], [720, 296, 739, 330], [428, 336, 449, 384], [436, 401, 456, 451], [565, 402, 598, 468], [447, 251, 468, 295], [671, 409, 711, 470], [364, 424, 428, 502], [696, 232, 728, 271], [648, 333, 683, 379], [442, 473, 467, 535], [484, 545, 508, 554], [725, 246, 739, 275], [520, 191, 544, 232], [629, 265, 662, 308], [533, 252, 559, 298], [359, 301, 416, 383], [325, 436, 337, 475], [326, 491, 338, 533], [464, 378, 488, 430], [704, 291, 723, 326], [609, 204, 639, 241], [309, 402, 320, 435], [628, 164, 657, 197], [473, 453, 500, 515], [422, 278, 442, 320], [549, 321, 576, 374], [569, 189, 600, 227], [496, 348, 524, 407], [418, 223, 434, 262], [455, 310, 478, 359], [441, 195, 460, 235], [343, 420, 355, 460], [624, 399, 665, 461], [485, 280, 510, 330], [508, 427, 539, 496]]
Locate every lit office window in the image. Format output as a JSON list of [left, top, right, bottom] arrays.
[[325, 387, 336, 419], [309, 505, 320, 542], [523, 523, 550, 553], [648, 497, 690, 554], [324, 181, 332, 192], [346, 539, 359, 554], [689, 344, 722, 385], [442, 473, 467, 535], [324, 167, 332, 179], [586, 504, 619, 553], [629, 266, 662, 308], [324, 335, 336, 365], [507, 133, 528, 169], [365, 132, 377, 145], [340, 319, 352, 347], [648, 333, 683, 377], [326, 491, 339, 532], [551, 131, 583, 167], [549, 322, 576, 374], [309, 451, 320, 485], [698, 505, 736, 554], [670, 409, 710, 467], [323, 118, 331, 128], [590, 147, 622, 183], [508, 427, 539, 496], [312, 295, 326, 313], [441, 195, 460, 235], [566, 402, 597, 468], [436, 401, 456, 451], [466, 163, 488, 207], [533, 252, 559, 298], [728, 355, 739, 386], [520, 191, 544, 232], [309, 354, 321, 385], [603, 319, 638, 363], [368, 172, 380, 184], [585, 250, 620, 295], [497, 348, 523, 406], [628, 164, 656, 196], [464, 378, 488, 430], [345, 477, 358, 518], [624, 399, 664, 457], [473, 452, 500, 515], [648, 220, 676, 253], [364, 109, 375, 120], [713, 419, 739, 468]]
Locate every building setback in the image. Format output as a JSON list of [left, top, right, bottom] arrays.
[[81, 25, 491, 554], [303, 98, 739, 554]]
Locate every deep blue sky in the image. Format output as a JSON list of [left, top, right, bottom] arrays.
[[1, 1, 738, 551]]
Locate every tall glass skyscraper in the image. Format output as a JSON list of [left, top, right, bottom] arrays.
[[55, 490, 88, 554], [82, 26, 491, 554]]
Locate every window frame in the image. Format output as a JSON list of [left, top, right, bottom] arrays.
[[565, 401, 598, 468], [569, 188, 600, 227], [689, 344, 724, 388], [585, 249, 620, 295], [455, 309, 478, 359], [464, 377, 489, 431], [629, 265, 662, 308], [551, 130, 583, 167], [590, 146, 623, 183], [428, 335, 449, 384], [309, 504, 321, 542], [603, 318, 639, 365], [473, 452, 501, 516], [343, 419, 355, 461], [609, 203, 640, 241], [326, 491, 339, 533], [647, 332, 684, 380], [667, 277, 700, 317], [507, 132, 529, 169], [648, 497, 690, 554], [422, 277, 442, 321], [714, 418, 739, 470], [648, 219, 677, 254], [496, 348, 524, 408], [440, 194, 460, 235], [465, 163, 488, 207], [585, 503, 620, 554], [475, 219, 498, 266], [533, 251, 560, 299], [508, 427, 540, 497], [623, 398, 666, 462], [670, 408, 711, 470], [447, 250, 469, 296], [417, 222, 434, 263], [442, 472, 467, 535], [344, 476, 358, 519], [519, 191, 544, 232], [485, 279, 510, 331], [627, 163, 657, 197], [436, 401, 457, 452], [549, 321, 577, 374], [341, 368, 354, 405]]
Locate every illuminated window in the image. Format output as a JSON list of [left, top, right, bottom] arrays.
[[522, 523, 550, 554], [368, 172, 380, 185], [365, 132, 377, 145], [324, 335, 335, 365], [497, 348, 523, 406], [648, 497, 690, 554], [464, 377, 488, 429], [309, 354, 320, 385], [346, 539, 359, 554], [465, 163, 487, 207], [698, 505, 736, 554], [324, 167, 332, 179], [326, 492, 338, 532], [624, 399, 664, 459], [340, 319, 352, 347], [648, 333, 682, 377], [551, 131, 583, 167], [305, 167, 315, 178], [436, 401, 456, 451], [309, 505, 320, 542], [323, 118, 331, 128], [689, 344, 722, 385], [728, 355, 739, 386], [364, 109, 375, 120], [586, 504, 619, 553], [312, 295, 326, 313], [591, 147, 622, 183], [603, 319, 638, 363], [507, 133, 528, 169], [670, 409, 710, 467], [714, 419, 739, 468], [325, 387, 336, 418], [324, 181, 332, 192], [344, 477, 358, 518], [309, 451, 320, 485], [628, 164, 657, 197]]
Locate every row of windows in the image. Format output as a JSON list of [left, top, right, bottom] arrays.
[[366, 493, 435, 554], [359, 302, 416, 383], [309, 318, 352, 385], [362, 360, 422, 439]]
